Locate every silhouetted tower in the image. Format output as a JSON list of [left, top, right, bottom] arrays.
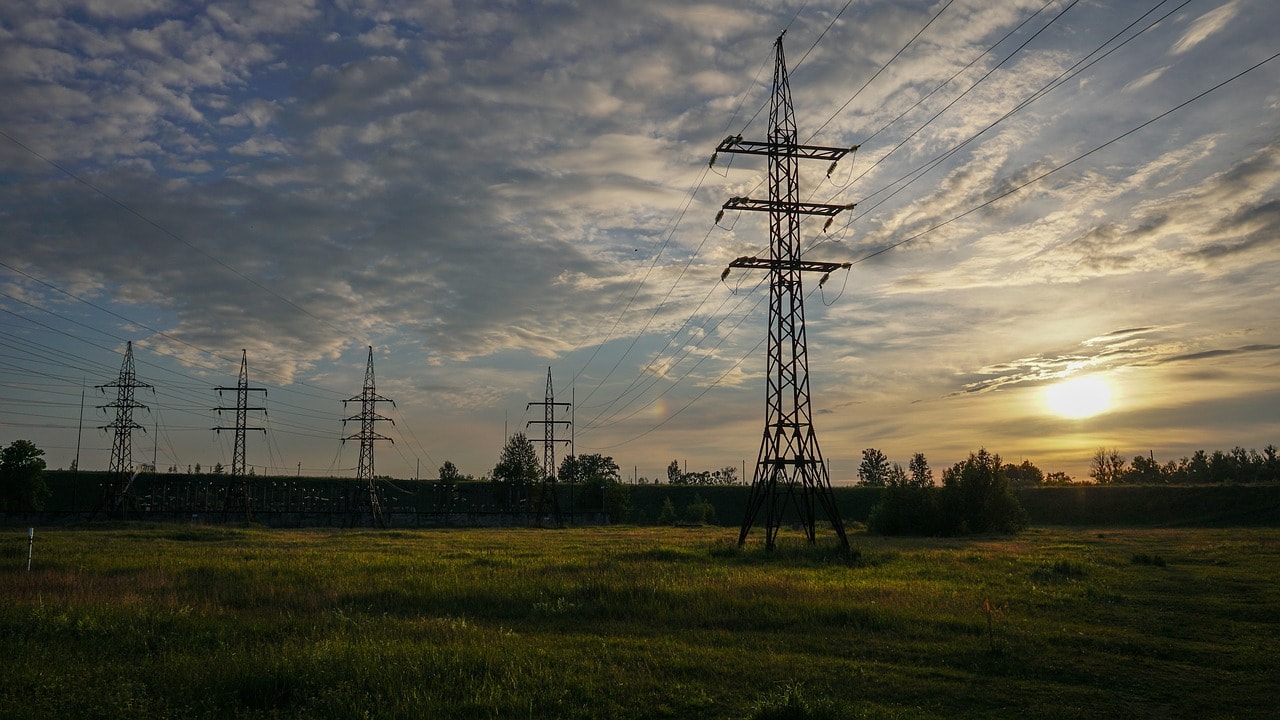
[[214, 350, 267, 521], [526, 367, 571, 525], [95, 340, 152, 517], [716, 34, 855, 550], [343, 346, 394, 527]]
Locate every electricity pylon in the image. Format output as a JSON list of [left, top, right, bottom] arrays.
[[526, 367, 570, 526], [343, 346, 394, 527], [95, 340, 151, 518], [214, 349, 267, 521], [716, 34, 855, 550]]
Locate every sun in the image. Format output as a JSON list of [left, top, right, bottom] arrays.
[[1043, 375, 1113, 419]]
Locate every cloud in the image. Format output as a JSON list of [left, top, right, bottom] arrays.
[[1149, 344, 1280, 365], [3, 0, 1278, 480], [1171, 1, 1240, 55]]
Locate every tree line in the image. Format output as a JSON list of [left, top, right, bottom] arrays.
[[854, 447, 1072, 488], [856, 447, 1028, 537], [856, 444, 1280, 489], [1088, 446, 1280, 484]]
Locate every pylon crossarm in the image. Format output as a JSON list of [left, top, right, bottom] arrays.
[[722, 197, 855, 216], [715, 136, 857, 161], [727, 256, 851, 273]]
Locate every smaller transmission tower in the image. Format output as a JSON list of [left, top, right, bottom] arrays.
[[213, 350, 267, 521], [343, 346, 395, 527], [95, 341, 152, 518], [526, 367, 570, 526]]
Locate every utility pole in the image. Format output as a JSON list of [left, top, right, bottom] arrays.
[[214, 349, 267, 522], [74, 379, 84, 510], [343, 346, 394, 527], [95, 341, 152, 518], [716, 34, 855, 551], [526, 367, 571, 526]]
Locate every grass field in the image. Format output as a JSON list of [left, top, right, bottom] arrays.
[[2, 524, 1276, 719]]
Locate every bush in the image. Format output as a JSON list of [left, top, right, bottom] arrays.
[[656, 497, 678, 525], [1, 439, 49, 512], [869, 448, 1028, 536], [682, 494, 717, 525], [939, 449, 1028, 535], [867, 483, 939, 536]]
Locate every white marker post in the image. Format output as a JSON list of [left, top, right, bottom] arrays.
[[27, 528, 34, 572]]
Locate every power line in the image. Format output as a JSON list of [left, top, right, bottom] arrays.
[[0, 261, 347, 400], [587, 40, 1280, 455], [0, 129, 349, 340], [805, 0, 957, 143], [846, 46, 1280, 263], [823, 0, 1178, 229]]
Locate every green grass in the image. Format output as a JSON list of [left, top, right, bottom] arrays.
[[2, 525, 1277, 719]]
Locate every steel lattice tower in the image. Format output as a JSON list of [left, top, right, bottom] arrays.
[[717, 35, 855, 550], [214, 349, 267, 521], [343, 346, 394, 527], [526, 367, 570, 526], [95, 340, 152, 517]]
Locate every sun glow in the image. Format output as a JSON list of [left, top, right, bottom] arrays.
[[1043, 375, 1114, 419]]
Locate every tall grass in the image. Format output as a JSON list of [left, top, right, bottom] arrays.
[[2, 525, 1277, 719]]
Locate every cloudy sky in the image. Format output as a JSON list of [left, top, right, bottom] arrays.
[[2, 0, 1277, 483]]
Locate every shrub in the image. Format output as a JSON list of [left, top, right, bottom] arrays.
[[682, 494, 717, 525], [939, 449, 1028, 535], [1, 439, 49, 512], [870, 448, 1029, 536], [656, 497, 678, 525], [867, 483, 939, 536]]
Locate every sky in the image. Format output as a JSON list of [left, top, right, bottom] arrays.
[[2, 0, 1278, 484]]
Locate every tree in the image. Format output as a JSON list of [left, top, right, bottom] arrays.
[[1264, 445, 1280, 483], [684, 470, 712, 485], [1208, 450, 1232, 484], [869, 454, 938, 536], [714, 465, 739, 485], [1003, 460, 1044, 487], [908, 452, 933, 488], [857, 448, 891, 486], [1, 439, 50, 512], [439, 461, 462, 483], [559, 453, 621, 485], [683, 494, 718, 525], [1089, 448, 1125, 484], [1186, 450, 1209, 483], [492, 433, 540, 484], [559, 453, 628, 518], [1043, 471, 1075, 485], [940, 448, 1027, 534], [1124, 452, 1163, 484], [212, 462, 225, 475], [657, 497, 678, 525], [666, 459, 685, 485], [887, 462, 908, 487]]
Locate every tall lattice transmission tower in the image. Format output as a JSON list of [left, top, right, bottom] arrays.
[[527, 367, 570, 526], [214, 349, 267, 521], [95, 340, 152, 517], [716, 34, 855, 550], [343, 346, 394, 527]]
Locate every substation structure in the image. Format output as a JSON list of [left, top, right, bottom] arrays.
[[13, 472, 611, 529]]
